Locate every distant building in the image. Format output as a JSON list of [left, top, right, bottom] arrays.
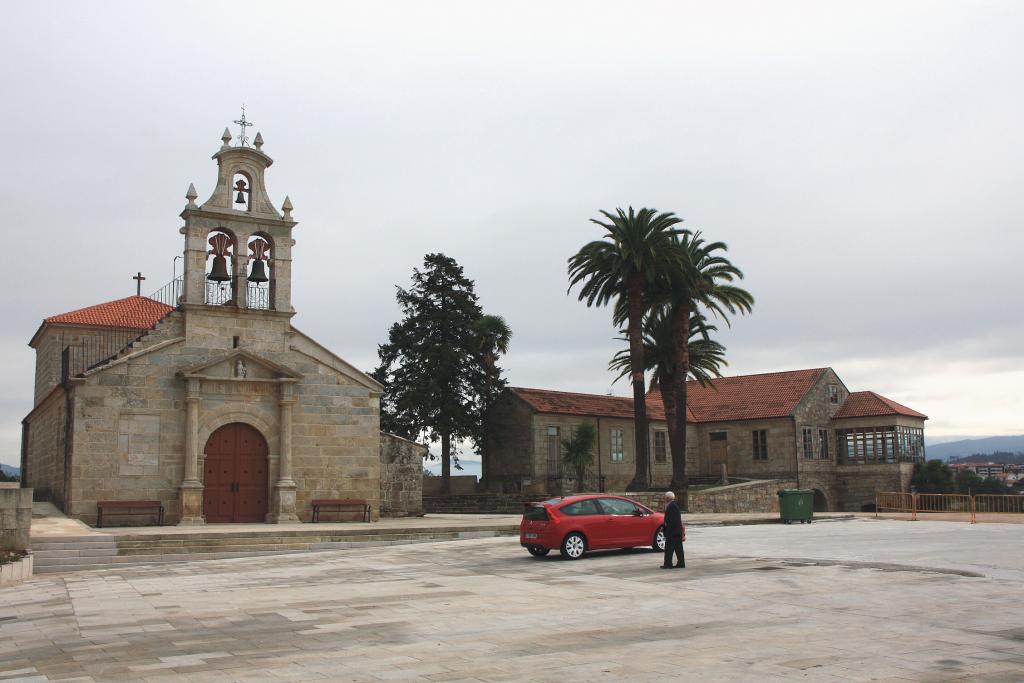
[[483, 367, 927, 512]]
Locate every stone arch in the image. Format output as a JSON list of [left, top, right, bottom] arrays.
[[812, 488, 829, 512], [197, 404, 278, 459]]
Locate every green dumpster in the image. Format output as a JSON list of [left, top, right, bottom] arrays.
[[778, 489, 814, 524]]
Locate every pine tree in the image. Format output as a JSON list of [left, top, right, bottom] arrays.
[[372, 254, 491, 494]]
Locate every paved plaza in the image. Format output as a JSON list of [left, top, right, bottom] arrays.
[[2, 518, 1023, 683]]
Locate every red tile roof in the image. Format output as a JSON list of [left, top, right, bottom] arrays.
[[42, 296, 172, 331], [512, 368, 828, 424], [834, 391, 928, 420], [511, 387, 672, 421]]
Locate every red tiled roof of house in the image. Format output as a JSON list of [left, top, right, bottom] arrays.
[[42, 296, 172, 331], [510, 387, 691, 422], [834, 391, 928, 420], [512, 368, 828, 424]]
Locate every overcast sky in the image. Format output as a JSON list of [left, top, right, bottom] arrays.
[[2, 1, 1022, 466]]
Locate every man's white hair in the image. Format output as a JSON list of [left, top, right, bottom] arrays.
[[664, 491, 675, 500]]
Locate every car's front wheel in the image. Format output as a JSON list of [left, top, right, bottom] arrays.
[[653, 526, 666, 552], [527, 545, 550, 557], [560, 533, 586, 560]]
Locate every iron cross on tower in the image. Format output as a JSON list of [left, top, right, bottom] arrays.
[[133, 272, 146, 296], [233, 105, 253, 147]]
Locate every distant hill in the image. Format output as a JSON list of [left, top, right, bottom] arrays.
[[424, 459, 481, 480], [926, 436, 1024, 462]]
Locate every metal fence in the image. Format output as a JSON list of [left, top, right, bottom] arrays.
[[876, 492, 1024, 523]]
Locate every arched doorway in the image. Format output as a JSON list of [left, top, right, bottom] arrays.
[[203, 423, 269, 523], [812, 489, 828, 513]]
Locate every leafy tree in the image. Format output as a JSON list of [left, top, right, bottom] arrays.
[[659, 231, 753, 490], [0, 471, 17, 483], [471, 314, 512, 485], [609, 309, 727, 484], [912, 459, 955, 494], [561, 423, 598, 490], [568, 207, 684, 490], [373, 254, 490, 494], [954, 469, 984, 494]]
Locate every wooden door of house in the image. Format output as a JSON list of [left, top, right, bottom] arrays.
[[203, 423, 269, 523], [707, 432, 728, 478]]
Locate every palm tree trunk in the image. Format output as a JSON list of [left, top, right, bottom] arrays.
[[441, 431, 451, 494], [626, 276, 650, 491], [669, 303, 691, 496], [660, 373, 686, 492]]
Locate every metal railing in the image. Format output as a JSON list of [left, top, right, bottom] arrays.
[[60, 328, 141, 380], [148, 276, 183, 307], [246, 281, 271, 310], [206, 278, 235, 305], [876, 492, 1024, 523]]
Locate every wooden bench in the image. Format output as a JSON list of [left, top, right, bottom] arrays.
[[96, 500, 164, 528], [311, 499, 371, 523]]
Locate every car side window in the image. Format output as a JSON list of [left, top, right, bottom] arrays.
[[561, 499, 600, 516], [597, 498, 638, 515]]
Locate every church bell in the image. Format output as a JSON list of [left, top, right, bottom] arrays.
[[207, 255, 232, 282], [234, 179, 248, 205], [248, 259, 269, 283]]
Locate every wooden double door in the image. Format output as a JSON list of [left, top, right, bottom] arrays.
[[203, 423, 269, 523]]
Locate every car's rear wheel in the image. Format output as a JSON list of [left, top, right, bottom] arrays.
[[560, 533, 586, 560], [527, 545, 550, 557], [653, 526, 666, 552]]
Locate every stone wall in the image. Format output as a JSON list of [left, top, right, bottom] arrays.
[[380, 433, 425, 517], [687, 479, 798, 514], [22, 389, 67, 506], [0, 483, 32, 552]]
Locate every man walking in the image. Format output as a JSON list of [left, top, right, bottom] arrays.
[[661, 491, 685, 569]]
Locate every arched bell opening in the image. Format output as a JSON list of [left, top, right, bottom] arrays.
[[232, 171, 253, 212], [246, 233, 274, 310], [205, 228, 237, 305]]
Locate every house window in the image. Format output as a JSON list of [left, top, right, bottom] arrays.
[[836, 426, 924, 464], [610, 428, 624, 462], [802, 428, 814, 459], [829, 384, 839, 404], [654, 431, 667, 463], [752, 430, 768, 460], [818, 428, 829, 460]]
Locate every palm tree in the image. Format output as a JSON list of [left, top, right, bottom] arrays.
[[664, 231, 753, 490], [472, 314, 512, 488], [609, 308, 727, 486], [568, 207, 684, 491], [472, 314, 512, 375], [561, 422, 598, 491]]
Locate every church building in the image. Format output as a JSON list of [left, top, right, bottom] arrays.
[[22, 126, 423, 525]]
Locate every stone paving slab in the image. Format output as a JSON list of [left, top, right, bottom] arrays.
[[5, 518, 1021, 682]]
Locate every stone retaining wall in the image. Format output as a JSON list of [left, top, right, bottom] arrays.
[[688, 479, 797, 514], [379, 433, 426, 517], [0, 483, 32, 552]]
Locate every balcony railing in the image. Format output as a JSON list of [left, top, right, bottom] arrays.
[[204, 277, 272, 309]]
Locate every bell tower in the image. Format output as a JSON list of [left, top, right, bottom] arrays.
[[180, 121, 296, 314]]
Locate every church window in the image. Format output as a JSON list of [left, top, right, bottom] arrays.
[[610, 429, 624, 462]]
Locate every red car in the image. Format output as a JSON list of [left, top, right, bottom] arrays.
[[520, 494, 672, 559]]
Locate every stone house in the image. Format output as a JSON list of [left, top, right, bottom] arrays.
[[483, 368, 927, 512], [21, 127, 423, 525]]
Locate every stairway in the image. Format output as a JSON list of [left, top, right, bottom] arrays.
[[31, 524, 519, 574]]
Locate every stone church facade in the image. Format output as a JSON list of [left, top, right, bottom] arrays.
[[484, 368, 927, 512], [22, 128, 424, 525]]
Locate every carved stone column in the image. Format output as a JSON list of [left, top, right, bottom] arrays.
[[178, 377, 205, 525], [268, 380, 299, 523]]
